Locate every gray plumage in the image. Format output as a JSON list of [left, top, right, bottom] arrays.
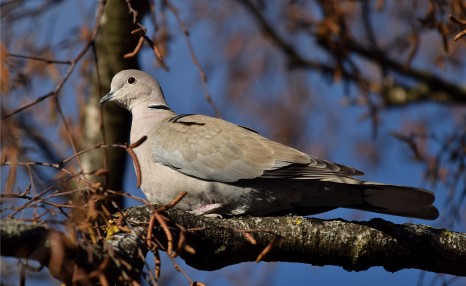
[[100, 69, 438, 220]]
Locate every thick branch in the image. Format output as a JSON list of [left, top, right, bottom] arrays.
[[2, 207, 465, 283], [0, 220, 146, 285], [123, 207, 466, 276]]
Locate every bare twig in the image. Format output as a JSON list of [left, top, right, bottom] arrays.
[[390, 131, 426, 161], [125, 0, 139, 23], [157, 191, 187, 212], [123, 36, 144, 58], [449, 14, 466, 41], [241, 231, 257, 245], [153, 248, 161, 279], [125, 136, 148, 188], [123, 23, 169, 71], [163, 0, 221, 117], [146, 210, 174, 258], [7, 53, 72, 65], [256, 235, 282, 262], [2, 2, 106, 119]]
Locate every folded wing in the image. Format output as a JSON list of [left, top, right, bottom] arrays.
[[152, 114, 362, 182]]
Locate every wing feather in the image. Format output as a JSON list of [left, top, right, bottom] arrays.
[[152, 114, 362, 182]]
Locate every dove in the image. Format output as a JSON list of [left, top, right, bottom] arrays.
[[100, 69, 438, 220]]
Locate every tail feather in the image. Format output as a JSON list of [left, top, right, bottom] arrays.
[[353, 182, 438, 220], [289, 178, 439, 220]]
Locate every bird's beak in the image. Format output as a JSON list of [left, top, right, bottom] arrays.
[[99, 91, 114, 104]]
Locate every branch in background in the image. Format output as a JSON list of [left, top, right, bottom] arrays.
[[2, 206, 465, 285], [2, 2, 105, 119], [236, 0, 466, 105], [380, 82, 460, 107], [341, 38, 466, 104]]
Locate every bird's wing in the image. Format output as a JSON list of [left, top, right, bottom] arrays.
[[152, 114, 362, 183]]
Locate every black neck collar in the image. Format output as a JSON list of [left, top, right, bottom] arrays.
[[148, 104, 172, 111]]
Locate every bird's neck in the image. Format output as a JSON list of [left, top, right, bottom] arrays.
[[130, 103, 175, 144]]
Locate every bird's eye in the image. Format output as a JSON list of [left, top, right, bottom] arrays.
[[127, 77, 136, 84]]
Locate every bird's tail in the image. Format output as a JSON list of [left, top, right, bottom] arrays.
[[289, 177, 439, 220], [323, 178, 439, 220], [351, 181, 438, 220]]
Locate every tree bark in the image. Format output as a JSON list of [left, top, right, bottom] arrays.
[[2, 206, 465, 285], [1, 219, 146, 285], [79, 0, 150, 213]]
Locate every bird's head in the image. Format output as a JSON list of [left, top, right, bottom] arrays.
[[100, 69, 168, 111]]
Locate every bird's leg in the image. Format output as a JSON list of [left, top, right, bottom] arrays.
[[189, 203, 223, 216]]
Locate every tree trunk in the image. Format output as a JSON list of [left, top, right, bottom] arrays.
[[79, 0, 150, 213]]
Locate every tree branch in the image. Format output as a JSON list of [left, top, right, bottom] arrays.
[[122, 207, 466, 276], [1, 220, 147, 285], [235, 0, 466, 105], [341, 38, 466, 104], [2, 206, 465, 284]]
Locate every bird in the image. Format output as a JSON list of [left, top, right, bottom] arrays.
[[100, 69, 438, 220]]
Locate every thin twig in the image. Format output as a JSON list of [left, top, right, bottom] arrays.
[[449, 15, 466, 42], [154, 212, 174, 257], [125, 0, 139, 23], [242, 231, 257, 245], [453, 30, 466, 41], [54, 94, 84, 173], [2, 2, 105, 119], [153, 248, 161, 279], [124, 26, 169, 71], [142, 34, 169, 70], [146, 209, 175, 259], [449, 14, 466, 25], [124, 37, 144, 58], [255, 235, 283, 262], [157, 191, 187, 212], [7, 53, 72, 65], [163, 0, 221, 117], [167, 255, 196, 285]]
